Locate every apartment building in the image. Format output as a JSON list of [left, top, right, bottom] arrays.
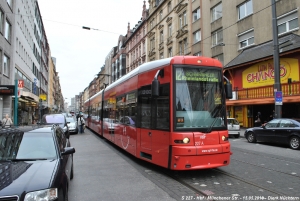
[[198, 0, 300, 127], [0, 1, 15, 120], [124, 1, 149, 72], [147, 0, 191, 61]]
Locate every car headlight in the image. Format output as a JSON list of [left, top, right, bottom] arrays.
[[25, 188, 57, 201]]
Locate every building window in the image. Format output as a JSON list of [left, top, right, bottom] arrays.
[[179, 11, 187, 28], [193, 52, 202, 56], [4, 19, 12, 42], [278, 11, 299, 35], [160, 52, 164, 59], [6, 0, 13, 8], [211, 3, 222, 22], [238, 29, 254, 49], [143, 42, 145, 53], [193, 30, 201, 44], [238, 0, 253, 20], [183, 38, 188, 54], [0, 10, 4, 34], [193, 7, 201, 22], [213, 54, 224, 65], [160, 31, 164, 43], [3, 54, 10, 76], [212, 29, 223, 46], [168, 47, 172, 57], [150, 37, 155, 50], [159, 10, 163, 21], [168, 24, 172, 37], [168, 2, 172, 13], [179, 41, 183, 55]]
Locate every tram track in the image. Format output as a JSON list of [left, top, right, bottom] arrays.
[[232, 146, 300, 165], [231, 158, 300, 178]]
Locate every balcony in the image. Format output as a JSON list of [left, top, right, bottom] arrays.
[[228, 81, 300, 105]]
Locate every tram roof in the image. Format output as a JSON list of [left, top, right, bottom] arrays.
[[85, 57, 172, 103], [85, 56, 218, 103]]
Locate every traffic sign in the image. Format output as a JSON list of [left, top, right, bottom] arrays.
[[275, 91, 283, 105]]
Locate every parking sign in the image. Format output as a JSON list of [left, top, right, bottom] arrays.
[[275, 91, 283, 105]]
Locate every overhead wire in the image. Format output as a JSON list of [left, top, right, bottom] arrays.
[[12, 0, 279, 59]]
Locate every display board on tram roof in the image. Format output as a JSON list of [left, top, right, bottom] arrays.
[[175, 68, 220, 82]]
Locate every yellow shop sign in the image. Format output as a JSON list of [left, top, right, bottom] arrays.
[[242, 58, 299, 88]]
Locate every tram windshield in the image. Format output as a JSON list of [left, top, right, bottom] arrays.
[[174, 66, 226, 130]]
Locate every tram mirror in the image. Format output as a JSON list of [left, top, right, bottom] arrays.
[[152, 79, 160, 97], [225, 82, 232, 99]]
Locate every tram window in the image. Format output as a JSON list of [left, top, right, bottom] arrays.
[[156, 97, 170, 130], [116, 97, 124, 123], [124, 91, 137, 126], [140, 97, 151, 128]]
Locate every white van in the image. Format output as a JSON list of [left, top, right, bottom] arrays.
[[227, 118, 240, 138]]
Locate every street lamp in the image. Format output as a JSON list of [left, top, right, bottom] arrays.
[[95, 73, 110, 90]]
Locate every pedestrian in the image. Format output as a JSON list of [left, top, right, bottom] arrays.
[[77, 114, 85, 134], [2, 114, 13, 127], [255, 112, 262, 127]]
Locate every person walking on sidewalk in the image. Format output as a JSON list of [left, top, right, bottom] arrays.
[[2, 114, 13, 127], [77, 114, 85, 134]]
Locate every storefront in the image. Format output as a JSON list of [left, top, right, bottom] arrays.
[[224, 33, 300, 128], [17, 91, 39, 125]]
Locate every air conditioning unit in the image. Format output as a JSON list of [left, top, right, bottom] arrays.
[[229, 91, 238, 100]]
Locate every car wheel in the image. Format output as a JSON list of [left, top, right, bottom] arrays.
[[64, 185, 69, 201], [289, 136, 300, 150], [70, 161, 74, 180], [246, 132, 256, 143], [234, 134, 240, 138]]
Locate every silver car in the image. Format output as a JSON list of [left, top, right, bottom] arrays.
[[227, 118, 240, 138], [67, 117, 78, 134]]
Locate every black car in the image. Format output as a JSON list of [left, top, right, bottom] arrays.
[[0, 125, 75, 200], [41, 114, 70, 136], [244, 118, 300, 150]]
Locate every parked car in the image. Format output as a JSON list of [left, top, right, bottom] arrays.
[[0, 125, 75, 200], [227, 118, 240, 138], [67, 117, 78, 134], [41, 113, 69, 136], [244, 118, 300, 150]]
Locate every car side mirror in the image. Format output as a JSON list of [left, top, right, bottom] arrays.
[[61, 147, 75, 156]]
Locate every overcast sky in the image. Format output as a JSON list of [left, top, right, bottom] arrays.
[[38, 0, 146, 105]]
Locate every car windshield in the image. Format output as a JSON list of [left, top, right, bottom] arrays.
[[42, 115, 64, 124], [175, 66, 226, 130], [66, 117, 75, 123], [0, 132, 57, 160]]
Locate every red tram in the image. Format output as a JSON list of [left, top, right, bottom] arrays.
[[84, 56, 233, 170]]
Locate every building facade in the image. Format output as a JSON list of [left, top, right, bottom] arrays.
[[125, 1, 149, 72], [0, 0, 16, 121]]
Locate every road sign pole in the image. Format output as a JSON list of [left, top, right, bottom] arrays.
[[271, 0, 282, 118], [14, 80, 18, 126]]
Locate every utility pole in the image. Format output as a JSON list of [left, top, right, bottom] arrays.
[[271, 0, 282, 118]]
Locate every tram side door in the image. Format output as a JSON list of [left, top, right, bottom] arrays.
[[140, 97, 152, 151]]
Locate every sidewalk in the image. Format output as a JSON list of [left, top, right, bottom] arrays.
[[68, 129, 176, 201]]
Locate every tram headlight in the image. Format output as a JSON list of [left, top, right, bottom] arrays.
[[183, 137, 190, 144], [222, 135, 228, 141], [174, 137, 190, 144]]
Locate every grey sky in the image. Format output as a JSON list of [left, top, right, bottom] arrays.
[[38, 0, 146, 104]]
